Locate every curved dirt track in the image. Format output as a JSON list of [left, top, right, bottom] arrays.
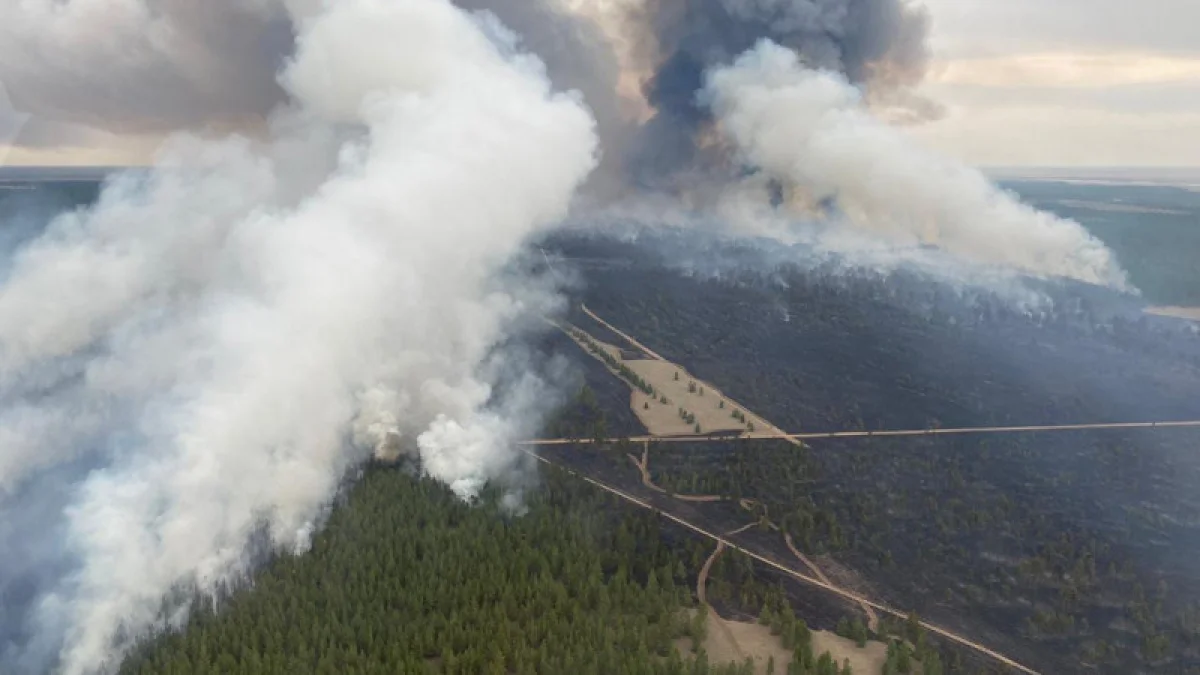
[[785, 533, 879, 633], [525, 449, 1042, 675], [628, 443, 724, 503], [634, 442, 876, 634]]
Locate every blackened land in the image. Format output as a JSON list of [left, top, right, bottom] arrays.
[[542, 231, 1200, 674]]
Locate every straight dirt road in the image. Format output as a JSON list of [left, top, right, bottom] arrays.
[[582, 304, 668, 362], [521, 418, 1200, 446]]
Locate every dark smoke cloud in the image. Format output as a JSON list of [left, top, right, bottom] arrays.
[[0, 0, 930, 195], [628, 0, 932, 185], [0, 0, 293, 133], [1, 0, 635, 191]]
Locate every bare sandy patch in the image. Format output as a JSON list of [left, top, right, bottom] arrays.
[[626, 359, 748, 436], [714, 619, 788, 673], [562, 321, 750, 436], [812, 630, 888, 674], [705, 616, 886, 675]]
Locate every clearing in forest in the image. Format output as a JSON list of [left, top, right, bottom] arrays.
[[695, 541, 888, 675], [562, 322, 768, 437], [674, 607, 886, 675]]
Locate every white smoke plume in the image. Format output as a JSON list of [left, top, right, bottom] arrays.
[[0, 0, 596, 672], [700, 40, 1130, 289]]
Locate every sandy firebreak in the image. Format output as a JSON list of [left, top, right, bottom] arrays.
[[561, 321, 779, 438], [563, 316, 880, 630]]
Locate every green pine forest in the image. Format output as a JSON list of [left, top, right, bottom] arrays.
[[119, 463, 772, 675]]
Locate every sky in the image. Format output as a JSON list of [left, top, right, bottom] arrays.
[[906, 0, 1200, 168], [0, 0, 1197, 169]]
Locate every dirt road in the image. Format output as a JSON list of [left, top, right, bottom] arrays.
[[525, 449, 1042, 675], [632, 439, 874, 632], [698, 540, 727, 607], [628, 443, 724, 503], [582, 304, 667, 361], [785, 533, 879, 633], [522, 418, 1200, 446]]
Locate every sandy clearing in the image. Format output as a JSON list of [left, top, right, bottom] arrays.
[[625, 360, 751, 436], [1146, 306, 1200, 321], [570, 309, 783, 438], [706, 614, 887, 675], [629, 358, 793, 441], [696, 503, 884, 675], [697, 543, 751, 667], [813, 630, 888, 674], [714, 619, 788, 674], [562, 320, 748, 436]]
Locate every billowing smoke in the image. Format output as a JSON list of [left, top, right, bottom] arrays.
[[0, 0, 596, 672], [449, 0, 634, 196], [626, 0, 932, 183], [0, 0, 293, 133], [700, 40, 1129, 288], [531, 1, 1129, 290]]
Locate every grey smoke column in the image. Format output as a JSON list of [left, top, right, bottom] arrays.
[[0, 1, 600, 672], [630, 0, 931, 185], [451, 0, 632, 195]]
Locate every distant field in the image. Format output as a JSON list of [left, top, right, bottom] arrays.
[[1001, 179, 1200, 307]]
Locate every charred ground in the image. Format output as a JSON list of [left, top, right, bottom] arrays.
[[539, 229, 1200, 674]]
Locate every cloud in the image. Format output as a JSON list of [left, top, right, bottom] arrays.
[[0, 83, 30, 165], [922, 0, 1200, 58], [934, 52, 1200, 89], [901, 0, 1200, 167]]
